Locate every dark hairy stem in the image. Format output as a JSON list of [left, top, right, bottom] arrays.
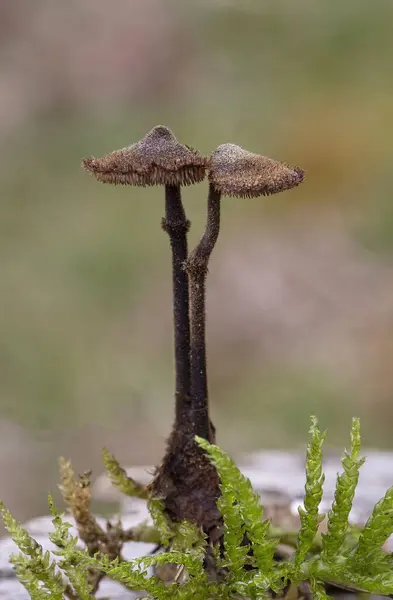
[[186, 183, 221, 440], [161, 185, 191, 423]]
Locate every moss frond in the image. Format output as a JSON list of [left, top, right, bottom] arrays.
[[0, 500, 66, 599], [148, 497, 175, 547], [311, 579, 331, 600], [87, 542, 208, 598], [48, 495, 95, 600], [58, 457, 124, 593], [196, 435, 276, 593], [294, 416, 326, 567], [352, 483, 393, 567], [58, 457, 105, 552], [321, 417, 365, 561], [102, 447, 148, 499], [122, 521, 161, 544]]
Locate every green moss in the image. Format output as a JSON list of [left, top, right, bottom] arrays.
[[3, 418, 393, 598]]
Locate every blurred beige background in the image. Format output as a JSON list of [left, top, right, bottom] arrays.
[[1, 0, 393, 524]]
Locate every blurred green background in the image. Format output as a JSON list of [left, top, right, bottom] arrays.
[[2, 0, 393, 522]]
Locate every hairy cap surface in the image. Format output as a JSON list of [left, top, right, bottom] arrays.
[[82, 125, 207, 186], [209, 143, 304, 198]]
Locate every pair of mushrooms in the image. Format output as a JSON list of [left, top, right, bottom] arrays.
[[82, 126, 304, 532], [82, 125, 303, 441]]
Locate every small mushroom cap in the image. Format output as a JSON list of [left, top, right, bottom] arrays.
[[208, 143, 304, 198], [82, 125, 207, 186]]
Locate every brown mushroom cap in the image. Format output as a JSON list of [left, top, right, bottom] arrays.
[[208, 143, 304, 198], [82, 125, 207, 186]]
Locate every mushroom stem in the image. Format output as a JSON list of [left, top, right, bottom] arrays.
[[162, 184, 191, 423], [186, 183, 221, 440]]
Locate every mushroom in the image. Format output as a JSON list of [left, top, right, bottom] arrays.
[[81, 134, 305, 539], [82, 126, 222, 535], [82, 126, 207, 424], [186, 143, 304, 441], [208, 142, 304, 198], [82, 124, 206, 187]]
